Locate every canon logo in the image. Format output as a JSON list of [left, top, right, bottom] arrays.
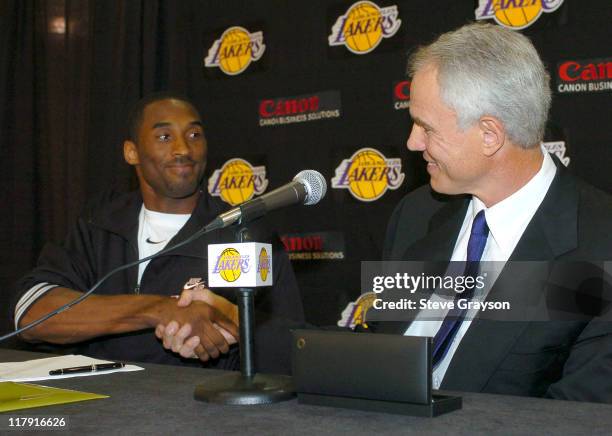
[[259, 96, 320, 118], [281, 235, 324, 252], [392, 80, 410, 110], [394, 80, 411, 100], [558, 60, 612, 82]]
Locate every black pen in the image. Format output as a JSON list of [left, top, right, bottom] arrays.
[[49, 362, 125, 375]]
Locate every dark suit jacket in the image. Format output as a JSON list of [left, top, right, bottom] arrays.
[[375, 158, 612, 403]]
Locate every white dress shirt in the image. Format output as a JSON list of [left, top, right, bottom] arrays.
[[404, 150, 557, 389]]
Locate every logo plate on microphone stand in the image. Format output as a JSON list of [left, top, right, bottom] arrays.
[[208, 243, 273, 288]]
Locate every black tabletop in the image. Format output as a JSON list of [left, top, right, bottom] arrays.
[[2, 349, 612, 435]]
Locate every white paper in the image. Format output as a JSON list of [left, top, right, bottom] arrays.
[[0, 354, 144, 382]]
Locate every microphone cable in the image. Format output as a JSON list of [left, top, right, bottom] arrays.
[[0, 220, 220, 343], [0, 169, 327, 343]]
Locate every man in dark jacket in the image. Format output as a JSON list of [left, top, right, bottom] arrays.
[[13, 93, 304, 374], [366, 23, 612, 402]]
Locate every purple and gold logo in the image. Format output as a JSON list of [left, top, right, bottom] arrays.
[[258, 247, 271, 281], [329, 1, 401, 55], [204, 26, 265, 75], [212, 248, 251, 282], [332, 148, 404, 201], [475, 0, 564, 30], [208, 158, 268, 206]]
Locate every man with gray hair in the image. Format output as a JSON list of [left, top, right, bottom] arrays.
[[376, 23, 612, 402]]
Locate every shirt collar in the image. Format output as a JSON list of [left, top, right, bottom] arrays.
[[470, 150, 557, 259], [143, 206, 191, 228]]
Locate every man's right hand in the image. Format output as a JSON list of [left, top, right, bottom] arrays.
[[155, 299, 239, 362], [17, 287, 238, 350]]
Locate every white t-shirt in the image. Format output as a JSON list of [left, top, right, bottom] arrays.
[[14, 205, 191, 328], [136, 206, 191, 284]]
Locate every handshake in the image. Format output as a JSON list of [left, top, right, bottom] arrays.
[[154, 280, 239, 362]]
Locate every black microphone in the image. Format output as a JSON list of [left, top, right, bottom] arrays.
[[206, 170, 327, 231]]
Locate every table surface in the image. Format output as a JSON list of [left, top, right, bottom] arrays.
[[1, 349, 611, 436]]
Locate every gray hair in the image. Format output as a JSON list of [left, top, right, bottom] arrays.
[[408, 23, 551, 148]]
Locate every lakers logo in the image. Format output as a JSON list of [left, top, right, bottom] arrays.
[[329, 1, 401, 55], [337, 292, 377, 329], [475, 0, 564, 30], [258, 247, 271, 281], [332, 148, 404, 202], [204, 26, 266, 75], [542, 141, 570, 167], [208, 158, 269, 206], [213, 248, 250, 282]]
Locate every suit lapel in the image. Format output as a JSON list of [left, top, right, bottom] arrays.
[[509, 162, 578, 261], [442, 161, 580, 391], [402, 196, 469, 262], [370, 196, 469, 334]]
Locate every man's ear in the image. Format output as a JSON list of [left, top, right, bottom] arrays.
[[479, 116, 506, 157], [123, 140, 140, 166]]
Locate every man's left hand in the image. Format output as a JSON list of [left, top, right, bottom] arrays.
[[155, 287, 239, 360]]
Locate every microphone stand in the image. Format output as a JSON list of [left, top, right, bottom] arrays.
[[194, 222, 295, 405]]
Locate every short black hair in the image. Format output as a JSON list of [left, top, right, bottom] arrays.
[[126, 91, 198, 143]]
